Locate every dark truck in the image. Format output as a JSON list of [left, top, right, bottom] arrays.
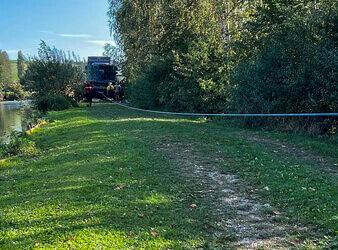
[[86, 56, 118, 98]]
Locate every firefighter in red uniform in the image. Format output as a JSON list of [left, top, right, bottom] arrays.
[[85, 81, 94, 107]]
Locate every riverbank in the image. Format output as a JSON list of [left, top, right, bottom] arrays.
[[0, 101, 24, 143], [0, 100, 30, 105], [0, 104, 336, 248], [0, 100, 33, 144]]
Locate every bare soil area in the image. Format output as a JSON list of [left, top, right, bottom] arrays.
[[156, 140, 307, 249]]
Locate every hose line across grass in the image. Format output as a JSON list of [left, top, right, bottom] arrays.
[[113, 102, 338, 117]]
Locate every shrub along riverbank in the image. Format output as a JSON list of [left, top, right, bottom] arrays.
[[0, 104, 336, 248], [0, 103, 43, 158], [20, 41, 85, 114]]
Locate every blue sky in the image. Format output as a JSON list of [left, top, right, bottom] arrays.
[[0, 0, 115, 60]]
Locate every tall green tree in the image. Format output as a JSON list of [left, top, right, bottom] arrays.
[[108, 0, 261, 111], [17, 50, 25, 79], [229, 0, 337, 132], [0, 50, 12, 93], [103, 43, 124, 67], [108, 0, 337, 133]]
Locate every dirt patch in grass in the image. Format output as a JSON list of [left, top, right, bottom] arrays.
[[155, 140, 304, 249], [237, 133, 338, 177]]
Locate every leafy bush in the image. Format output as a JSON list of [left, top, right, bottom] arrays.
[[128, 76, 158, 109], [230, 27, 337, 134], [0, 131, 37, 157], [21, 41, 85, 111], [21, 59, 84, 98], [21, 106, 44, 131], [128, 59, 170, 109], [5, 83, 27, 100], [35, 95, 72, 113]]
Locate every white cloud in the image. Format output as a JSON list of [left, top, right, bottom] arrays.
[[39, 30, 54, 35], [39, 31, 93, 38], [4, 47, 32, 53], [6, 50, 18, 54], [59, 33, 92, 38], [86, 40, 115, 46]]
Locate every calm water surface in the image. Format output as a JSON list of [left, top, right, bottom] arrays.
[[0, 101, 25, 143]]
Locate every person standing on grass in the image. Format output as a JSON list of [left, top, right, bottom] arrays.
[[107, 82, 114, 100], [120, 79, 125, 101], [114, 83, 121, 102], [85, 81, 93, 107]]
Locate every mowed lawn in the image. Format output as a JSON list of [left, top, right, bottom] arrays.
[[0, 104, 337, 249]]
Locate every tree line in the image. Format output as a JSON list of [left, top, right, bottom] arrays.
[[108, 0, 337, 134], [0, 41, 86, 108], [0, 50, 26, 100]]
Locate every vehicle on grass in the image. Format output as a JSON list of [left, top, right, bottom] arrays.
[[86, 57, 118, 98]]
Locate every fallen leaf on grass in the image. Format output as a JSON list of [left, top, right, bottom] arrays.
[[273, 211, 281, 215], [290, 239, 300, 245], [309, 187, 316, 191], [190, 204, 197, 208], [151, 232, 158, 237], [115, 184, 126, 191], [34, 242, 40, 247], [138, 214, 145, 218]]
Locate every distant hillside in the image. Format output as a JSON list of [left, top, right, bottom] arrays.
[[10, 60, 19, 82], [10, 60, 28, 82]]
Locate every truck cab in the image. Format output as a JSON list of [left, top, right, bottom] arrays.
[[86, 57, 118, 98]]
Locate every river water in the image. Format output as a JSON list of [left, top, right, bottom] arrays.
[[0, 101, 26, 143]]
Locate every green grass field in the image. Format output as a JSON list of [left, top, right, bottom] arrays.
[[0, 104, 337, 249]]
